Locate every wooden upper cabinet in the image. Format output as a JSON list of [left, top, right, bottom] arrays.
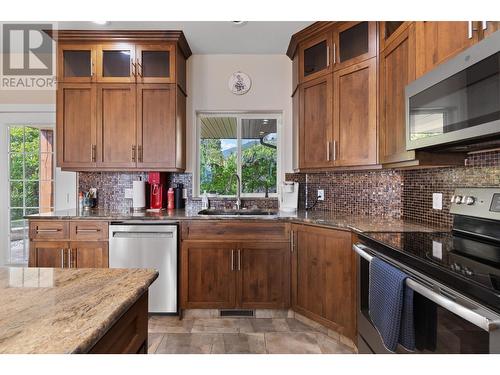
[[57, 83, 97, 169], [332, 21, 377, 71], [299, 32, 332, 83], [379, 21, 410, 51], [96, 84, 137, 168], [481, 21, 500, 39], [299, 74, 333, 169], [136, 84, 176, 169], [333, 58, 377, 166], [379, 23, 416, 164], [97, 43, 136, 83], [58, 43, 96, 83], [415, 21, 480, 78], [238, 243, 290, 309], [136, 44, 175, 83]]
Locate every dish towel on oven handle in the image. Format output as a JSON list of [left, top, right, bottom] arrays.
[[369, 256, 415, 352]]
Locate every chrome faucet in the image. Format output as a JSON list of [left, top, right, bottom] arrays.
[[228, 173, 242, 210]]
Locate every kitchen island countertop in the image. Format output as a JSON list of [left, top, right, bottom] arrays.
[[0, 267, 158, 354]]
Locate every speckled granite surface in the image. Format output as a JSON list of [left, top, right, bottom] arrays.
[[0, 267, 158, 354], [26, 209, 445, 233]]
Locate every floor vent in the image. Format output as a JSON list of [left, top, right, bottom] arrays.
[[219, 309, 255, 317]]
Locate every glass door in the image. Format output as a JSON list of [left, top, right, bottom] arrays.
[[57, 44, 96, 82], [333, 21, 377, 71], [136, 44, 175, 83], [97, 43, 136, 83], [299, 32, 332, 83], [8, 126, 55, 265]]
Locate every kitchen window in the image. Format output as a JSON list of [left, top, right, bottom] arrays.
[[196, 112, 281, 198], [7, 125, 55, 265]]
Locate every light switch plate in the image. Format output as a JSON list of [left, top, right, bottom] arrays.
[[317, 189, 325, 201], [124, 188, 133, 199], [432, 193, 443, 210], [432, 241, 443, 260]]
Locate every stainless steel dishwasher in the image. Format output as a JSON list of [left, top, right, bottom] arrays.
[[109, 222, 177, 313]]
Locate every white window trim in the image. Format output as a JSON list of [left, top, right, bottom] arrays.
[[194, 111, 282, 199]]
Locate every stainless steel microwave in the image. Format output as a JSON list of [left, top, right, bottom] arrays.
[[406, 30, 500, 151]]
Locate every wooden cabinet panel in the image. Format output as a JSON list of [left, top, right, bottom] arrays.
[[299, 32, 332, 83], [182, 221, 289, 242], [57, 43, 96, 83], [333, 58, 377, 166], [97, 43, 136, 83], [333, 21, 377, 71], [29, 241, 68, 268], [136, 44, 175, 84], [70, 241, 109, 268], [481, 21, 500, 39], [136, 84, 176, 168], [238, 243, 290, 309], [97, 84, 137, 168], [292, 225, 356, 340], [57, 84, 97, 168], [29, 220, 69, 241], [299, 74, 333, 169], [379, 24, 417, 164], [379, 21, 408, 52], [70, 221, 108, 241], [415, 21, 479, 78], [181, 241, 237, 309]]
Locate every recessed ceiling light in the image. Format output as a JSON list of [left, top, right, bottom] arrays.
[[232, 21, 248, 27], [93, 21, 109, 25]]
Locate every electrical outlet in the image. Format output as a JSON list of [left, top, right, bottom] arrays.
[[432, 193, 443, 210], [124, 188, 133, 199], [317, 189, 325, 201]]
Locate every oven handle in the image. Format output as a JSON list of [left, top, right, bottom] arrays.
[[353, 243, 500, 332]]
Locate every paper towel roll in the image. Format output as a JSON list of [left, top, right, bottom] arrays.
[[132, 180, 146, 209]]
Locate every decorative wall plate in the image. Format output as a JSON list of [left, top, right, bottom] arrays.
[[228, 71, 251, 95]]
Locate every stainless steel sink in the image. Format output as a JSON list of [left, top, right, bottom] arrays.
[[198, 208, 278, 217]]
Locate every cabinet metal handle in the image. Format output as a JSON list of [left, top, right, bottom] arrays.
[[332, 43, 336, 64], [37, 228, 61, 233], [231, 250, 234, 271], [291, 230, 295, 252], [482, 21, 488, 30], [238, 249, 241, 271], [326, 45, 330, 67], [60, 249, 65, 268], [137, 61, 143, 77], [90, 57, 94, 77], [77, 228, 101, 233], [332, 140, 337, 161], [68, 248, 72, 268], [132, 145, 136, 162], [468, 21, 475, 39], [326, 141, 331, 161], [91, 144, 96, 163]]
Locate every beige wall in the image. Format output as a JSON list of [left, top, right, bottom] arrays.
[[186, 54, 293, 174]]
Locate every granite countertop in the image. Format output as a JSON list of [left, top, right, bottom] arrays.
[[26, 208, 447, 233], [0, 267, 158, 354]]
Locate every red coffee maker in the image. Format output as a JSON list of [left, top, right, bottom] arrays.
[[148, 172, 167, 210]]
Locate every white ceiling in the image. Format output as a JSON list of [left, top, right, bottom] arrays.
[[54, 21, 313, 54]]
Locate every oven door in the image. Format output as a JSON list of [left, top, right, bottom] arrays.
[[354, 244, 500, 354]]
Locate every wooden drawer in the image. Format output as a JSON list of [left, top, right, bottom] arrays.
[[29, 221, 70, 241], [70, 221, 109, 241], [182, 220, 290, 242]]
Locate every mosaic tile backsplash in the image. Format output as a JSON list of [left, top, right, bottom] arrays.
[[78, 150, 500, 228]]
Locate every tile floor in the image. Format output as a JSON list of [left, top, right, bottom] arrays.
[[148, 315, 355, 354]]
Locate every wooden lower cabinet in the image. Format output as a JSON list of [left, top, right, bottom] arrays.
[[181, 242, 236, 309], [238, 243, 290, 309], [29, 241, 67, 268], [181, 240, 290, 309], [70, 241, 109, 268], [291, 224, 356, 340]]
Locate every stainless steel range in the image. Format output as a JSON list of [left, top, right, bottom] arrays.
[[354, 187, 500, 354]]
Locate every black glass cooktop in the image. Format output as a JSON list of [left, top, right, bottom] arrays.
[[359, 231, 500, 313]]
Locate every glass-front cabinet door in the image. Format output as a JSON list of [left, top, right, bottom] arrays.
[[57, 44, 96, 82], [96, 43, 136, 83], [136, 44, 175, 83], [333, 21, 377, 70], [299, 32, 332, 83]]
